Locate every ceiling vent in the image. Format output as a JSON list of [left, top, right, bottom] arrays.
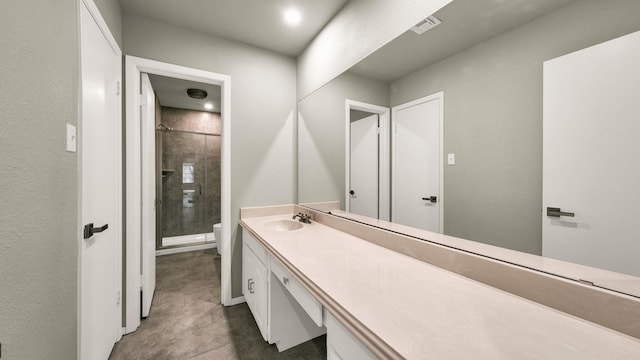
[[410, 15, 442, 35], [187, 88, 208, 99]]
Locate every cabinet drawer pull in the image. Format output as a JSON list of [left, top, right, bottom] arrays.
[[283, 277, 289, 285], [248, 279, 255, 294]]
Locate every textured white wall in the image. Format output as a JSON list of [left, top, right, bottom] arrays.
[[123, 13, 297, 298], [0, 1, 79, 358], [297, 0, 452, 100]]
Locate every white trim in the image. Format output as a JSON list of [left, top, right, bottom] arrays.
[[228, 295, 247, 306], [125, 56, 232, 333], [345, 100, 391, 221], [391, 92, 444, 232], [77, 1, 123, 358], [156, 243, 217, 256]]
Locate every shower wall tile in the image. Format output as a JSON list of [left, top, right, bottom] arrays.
[[160, 107, 222, 239], [160, 107, 221, 135]]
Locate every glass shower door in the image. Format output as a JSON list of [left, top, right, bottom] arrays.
[[160, 131, 208, 245]]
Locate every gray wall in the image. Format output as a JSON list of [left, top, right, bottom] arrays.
[[93, 0, 123, 47], [123, 13, 297, 298], [390, 0, 640, 254], [298, 71, 390, 208], [0, 1, 79, 359]]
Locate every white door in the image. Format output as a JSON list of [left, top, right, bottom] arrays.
[[543, 30, 640, 276], [80, 2, 122, 359], [392, 93, 443, 232], [141, 74, 156, 317], [349, 114, 379, 218]]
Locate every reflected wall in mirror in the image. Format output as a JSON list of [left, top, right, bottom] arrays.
[[297, 0, 640, 295]]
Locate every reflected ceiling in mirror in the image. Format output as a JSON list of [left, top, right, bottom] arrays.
[[350, 0, 578, 83]]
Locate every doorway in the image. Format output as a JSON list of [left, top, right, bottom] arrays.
[[349, 113, 379, 218], [391, 92, 444, 232], [125, 56, 232, 333], [345, 100, 390, 220], [147, 74, 223, 251]]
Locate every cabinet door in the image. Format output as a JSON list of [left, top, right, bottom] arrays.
[[325, 312, 375, 360], [243, 244, 268, 341]]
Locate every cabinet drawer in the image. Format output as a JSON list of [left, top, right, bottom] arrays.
[[270, 258, 323, 327], [242, 228, 268, 265]]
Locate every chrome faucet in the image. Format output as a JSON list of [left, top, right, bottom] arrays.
[[292, 212, 312, 224]]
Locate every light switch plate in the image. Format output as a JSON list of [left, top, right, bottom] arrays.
[[66, 123, 76, 153], [447, 153, 455, 165]]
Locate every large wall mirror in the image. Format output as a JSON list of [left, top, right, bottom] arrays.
[[298, 0, 640, 297]]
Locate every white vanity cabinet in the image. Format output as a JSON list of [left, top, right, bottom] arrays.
[[242, 229, 326, 352], [325, 311, 376, 360], [242, 229, 269, 340]]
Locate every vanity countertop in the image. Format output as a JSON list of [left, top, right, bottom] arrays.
[[240, 213, 640, 359]]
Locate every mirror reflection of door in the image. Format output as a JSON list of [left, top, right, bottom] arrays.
[[543, 30, 640, 276], [349, 113, 379, 218], [392, 92, 443, 232]]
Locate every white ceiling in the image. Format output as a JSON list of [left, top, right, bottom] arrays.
[[148, 74, 221, 113], [119, 0, 349, 57], [349, 0, 579, 83]]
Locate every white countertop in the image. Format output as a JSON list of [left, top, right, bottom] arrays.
[[241, 214, 640, 359], [327, 209, 640, 298]]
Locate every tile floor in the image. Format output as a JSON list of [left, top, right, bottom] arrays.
[[109, 250, 326, 360]]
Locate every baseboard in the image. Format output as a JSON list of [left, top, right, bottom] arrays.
[[225, 295, 246, 306], [156, 242, 216, 256]]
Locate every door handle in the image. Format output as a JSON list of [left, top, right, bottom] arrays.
[[83, 223, 109, 239], [546, 207, 575, 218], [422, 196, 437, 203], [248, 279, 255, 294]]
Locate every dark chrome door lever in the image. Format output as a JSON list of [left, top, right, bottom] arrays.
[[546, 207, 575, 218], [84, 223, 109, 239], [422, 196, 437, 203]]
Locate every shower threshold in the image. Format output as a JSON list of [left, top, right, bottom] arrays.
[[162, 232, 215, 247], [158, 232, 217, 256]]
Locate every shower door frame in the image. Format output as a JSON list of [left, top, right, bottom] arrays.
[[125, 56, 233, 334]]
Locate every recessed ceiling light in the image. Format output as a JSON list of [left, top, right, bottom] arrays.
[[283, 8, 302, 26], [204, 103, 213, 110]]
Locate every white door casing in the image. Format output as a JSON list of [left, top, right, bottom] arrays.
[[392, 93, 444, 232], [542, 30, 640, 276], [79, 0, 122, 358], [125, 56, 233, 333], [140, 73, 156, 317], [345, 100, 390, 221], [349, 114, 379, 218]]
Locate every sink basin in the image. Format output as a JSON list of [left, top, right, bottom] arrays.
[[264, 219, 304, 232]]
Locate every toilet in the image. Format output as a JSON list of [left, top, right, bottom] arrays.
[[213, 223, 222, 256]]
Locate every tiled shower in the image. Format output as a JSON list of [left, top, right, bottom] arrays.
[[157, 106, 221, 248]]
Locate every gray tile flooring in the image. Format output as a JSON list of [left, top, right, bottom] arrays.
[[109, 250, 326, 360]]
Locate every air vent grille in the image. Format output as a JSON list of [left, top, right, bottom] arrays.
[[410, 15, 442, 35]]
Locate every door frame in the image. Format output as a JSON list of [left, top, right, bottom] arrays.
[[391, 92, 444, 231], [344, 100, 390, 220], [77, 0, 123, 355], [125, 56, 232, 333]]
